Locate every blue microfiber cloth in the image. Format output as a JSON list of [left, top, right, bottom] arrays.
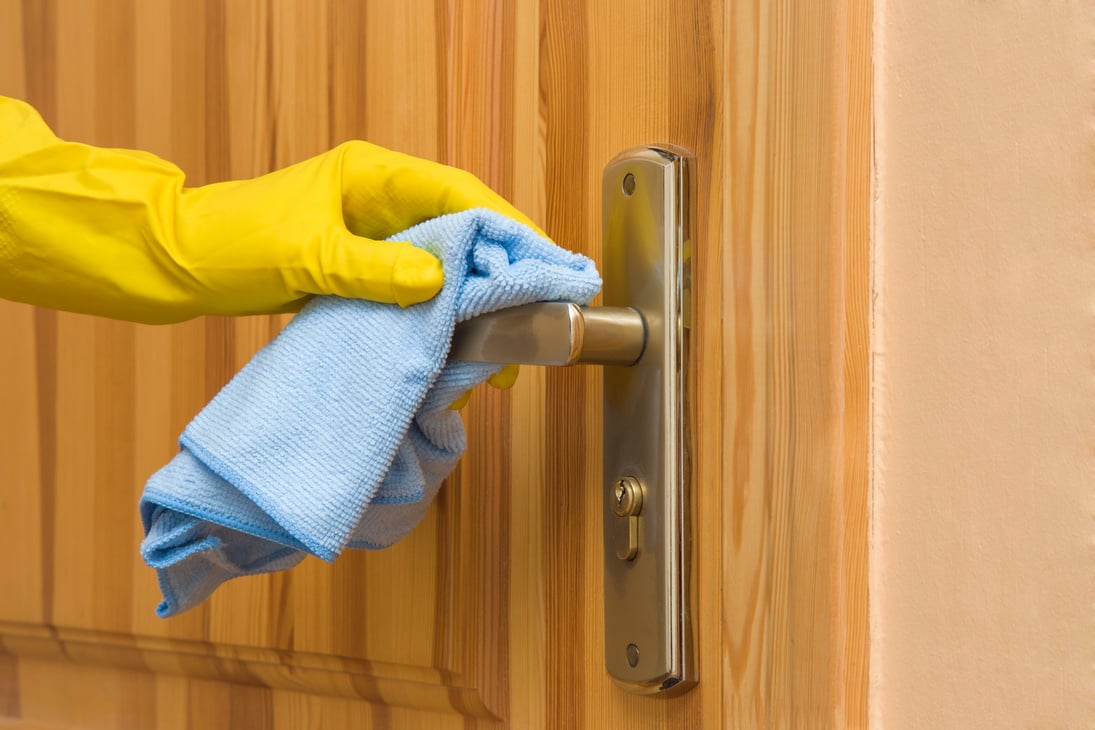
[[139, 209, 601, 617]]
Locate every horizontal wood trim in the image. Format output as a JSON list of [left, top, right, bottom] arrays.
[[0, 621, 493, 718], [0, 721, 79, 730]]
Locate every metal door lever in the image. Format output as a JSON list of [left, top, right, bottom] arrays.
[[451, 303, 646, 366], [450, 145, 695, 697]]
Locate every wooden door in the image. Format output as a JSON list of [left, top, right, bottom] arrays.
[[0, 1, 870, 727]]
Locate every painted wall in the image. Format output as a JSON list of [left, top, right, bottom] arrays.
[[872, 1, 1092, 727]]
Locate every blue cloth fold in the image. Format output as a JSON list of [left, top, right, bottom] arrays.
[[139, 209, 601, 617]]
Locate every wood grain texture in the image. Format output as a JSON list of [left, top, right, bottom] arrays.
[[719, 0, 872, 725], [0, 0, 870, 727]]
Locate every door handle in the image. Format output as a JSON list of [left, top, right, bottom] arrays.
[[451, 302, 646, 366], [452, 145, 695, 696]]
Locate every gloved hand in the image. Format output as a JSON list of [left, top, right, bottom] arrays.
[[0, 96, 524, 403], [0, 96, 539, 324]]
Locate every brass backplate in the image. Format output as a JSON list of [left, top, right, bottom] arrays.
[[601, 146, 694, 694]]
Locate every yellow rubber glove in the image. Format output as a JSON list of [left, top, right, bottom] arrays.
[[0, 96, 539, 325], [449, 364, 520, 410]]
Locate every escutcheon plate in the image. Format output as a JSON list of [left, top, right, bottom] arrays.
[[601, 146, 694, 694]]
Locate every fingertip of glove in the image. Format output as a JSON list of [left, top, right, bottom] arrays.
[[392, 244, 444, 307], [449, 390, 472, 410], [487, 364, 520, 390]]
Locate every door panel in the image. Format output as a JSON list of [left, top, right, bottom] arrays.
[[0, 0, 870, 727]]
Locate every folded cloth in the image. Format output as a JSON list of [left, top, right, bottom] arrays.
[[139, 209, 601, 617]]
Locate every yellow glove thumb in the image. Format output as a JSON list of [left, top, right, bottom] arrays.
[[308, 229, 443, 308]]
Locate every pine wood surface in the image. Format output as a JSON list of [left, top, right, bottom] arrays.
[[0, 0, 870, 727]]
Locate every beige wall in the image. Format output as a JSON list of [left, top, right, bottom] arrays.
[[872, 1, 1092, 727]]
